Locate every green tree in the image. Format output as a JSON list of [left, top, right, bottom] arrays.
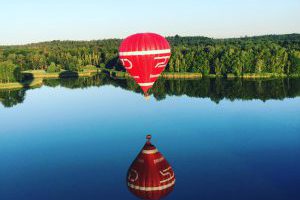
[[0, 61, 22, 83], [47, 62, 60, 73], [200, 60, 210, 75], [213, 58, 222, 76], [255, 58, 265, 74], [290, 51, 300, 74]]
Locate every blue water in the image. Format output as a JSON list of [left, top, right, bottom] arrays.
[[1, 83, 300, 200]]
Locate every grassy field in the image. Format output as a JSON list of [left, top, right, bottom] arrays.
[[22, 69, 100, 78], [0, 78, 43, 90], [239, 73, 287, 78], [109, 69, 295, 79], [109, 70, 203, 79], [161, 72, 202, 79], [0, 69, 100, 90]]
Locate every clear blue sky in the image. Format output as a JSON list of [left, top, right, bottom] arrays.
[[1, 0, 299, 45]]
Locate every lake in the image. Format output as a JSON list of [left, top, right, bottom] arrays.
[[1, 75, 300, 200]]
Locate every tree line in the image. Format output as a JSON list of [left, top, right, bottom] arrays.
[[1, 34, 300, 83], [167, 34, 300, 75]]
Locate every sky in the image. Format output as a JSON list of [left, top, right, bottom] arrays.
[[0, 0, 299, 45]]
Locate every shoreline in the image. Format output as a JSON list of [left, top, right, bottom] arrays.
[[0, 70, 300, 90], [110, 70, 300, 79], [22, 69, 99, 79], [110, 71, 203, 79], [0, 78, 43, 90]]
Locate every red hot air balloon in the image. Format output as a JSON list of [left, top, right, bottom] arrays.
[[119, 33, 171, 95], [127, 135, 175, 200]]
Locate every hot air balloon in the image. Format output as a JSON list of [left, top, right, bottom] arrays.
[[119, 33, 171, 95], [127, 135, 175, 200]]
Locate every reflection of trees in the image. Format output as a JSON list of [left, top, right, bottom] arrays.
[[154, 78, 300, 102], [152, 78, 300, 102], [43, 74, 142, 93], [44, 75, 300, 103], [0, 89, 26, 108], [2, 74, 300, 108]]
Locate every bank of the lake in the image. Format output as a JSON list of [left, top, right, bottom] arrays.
[[1, 69, 300, 90], [0, 69, 99, 90], [110, 69, 300, 79], [21, 69, 300, 80], [22, 69, 99, 79], [0, 78, 43, 90], [109, 70, 203, 79]]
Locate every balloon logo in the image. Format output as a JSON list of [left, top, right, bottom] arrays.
[[119, 33, 171, 95], [127, 135, 175, 200]]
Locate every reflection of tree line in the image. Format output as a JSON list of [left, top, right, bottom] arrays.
[[1, 74, 300, 107], [151, 78, 300, 102], [43, 73, 112, 89], [0, 89, 26, 107]]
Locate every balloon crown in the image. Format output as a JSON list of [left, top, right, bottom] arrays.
[[146, 134, 152, 142]]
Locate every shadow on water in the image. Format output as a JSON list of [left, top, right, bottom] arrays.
[[59, 71, 79, 78], [20, 72, 34, 88], [2, 73, 300, 108]]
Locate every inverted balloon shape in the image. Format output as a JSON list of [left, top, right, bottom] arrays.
[[127, 135, 175, 200], [119, 33, 171, 94]]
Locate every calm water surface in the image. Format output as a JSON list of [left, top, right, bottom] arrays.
[[1, 76, 300, 200]]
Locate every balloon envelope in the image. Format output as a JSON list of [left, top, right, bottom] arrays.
[[119, 33, 171, 94]]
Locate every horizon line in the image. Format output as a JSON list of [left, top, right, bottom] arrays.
[[1, 32, 299, 46]]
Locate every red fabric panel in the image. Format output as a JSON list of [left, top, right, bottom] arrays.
[[119, 33, 171, 94]]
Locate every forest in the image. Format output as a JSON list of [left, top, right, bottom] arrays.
[[0, 34, 300, 83]]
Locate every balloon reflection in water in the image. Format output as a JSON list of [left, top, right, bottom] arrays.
[[127, 135, 175, 200]]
